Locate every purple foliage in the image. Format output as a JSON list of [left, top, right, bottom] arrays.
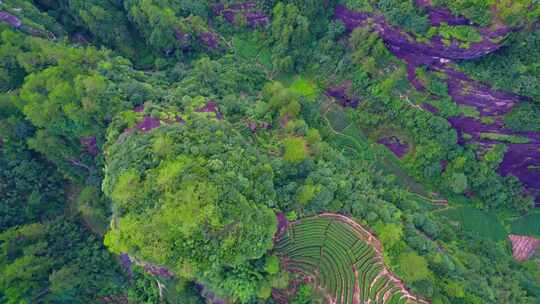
[[378, 136, 409, 158], [136, 116, 161, 132], [199, 32, 219, 49], [80, 136, 99, 156], [0, 11, 22, 28], [196, 101, 223, 120]]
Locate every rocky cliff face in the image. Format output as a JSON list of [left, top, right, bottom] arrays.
[[334, 4, 540, 203]]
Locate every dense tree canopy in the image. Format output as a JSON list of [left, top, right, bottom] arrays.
[[103, 112, 277, 301], [2, 0, 540, 303]]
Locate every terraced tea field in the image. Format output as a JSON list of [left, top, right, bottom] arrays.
[[275, 213, 427, 304]]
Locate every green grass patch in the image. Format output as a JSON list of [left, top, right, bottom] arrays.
[[232, 36, 259, 59], [427, 24, 483, 43], [379, 156, 431, 197], [479, 132, 529, 144], [441, 206, 507, 240], [459, 105, 480, 118], [325, 104, 434, 200], [289, 76, 319, 101], [325, 105, 350, 132], [322, 104, 376, 161], [511, 211, 540, 237], [232, 35, 272, 68]]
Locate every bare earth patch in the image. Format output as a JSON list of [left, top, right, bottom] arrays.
[[508, 234, 540, 261]]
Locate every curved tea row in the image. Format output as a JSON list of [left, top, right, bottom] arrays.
[[275, 214, 427, 304]]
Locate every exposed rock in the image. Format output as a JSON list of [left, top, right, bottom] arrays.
[[134, 104, 145, 113], [377, 136, 410, 158], [325, 81, 359, 108], [426, 7, 471, 26], [440, 159, 448, 172], [120, 254, 173, 278], [136, 116, 161, 132], [174, 28, 190, 44], [199, 32, 219, 49], [80, 136, 99, 156], [334, 4, 509, 60], [334, 5, 540, 204], [414, 1, 472, 26], [212, 2, 268, 27], [421, 103, 439, 114], [246, 121, 257, 132], [0, 11, 22, 28], [196, 101, 223, 120], [274, 212, 288, 242]]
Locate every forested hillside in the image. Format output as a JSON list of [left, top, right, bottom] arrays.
[[2, 1, 540, 303]]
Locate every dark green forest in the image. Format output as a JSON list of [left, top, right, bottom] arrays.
[[2, 0, 540, 303]]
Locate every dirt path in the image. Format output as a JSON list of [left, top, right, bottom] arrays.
[[352, 266, 361, 304]]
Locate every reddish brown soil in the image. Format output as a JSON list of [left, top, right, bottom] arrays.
[[352, 266, 360, 304], [509, 234, 540, 262]]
